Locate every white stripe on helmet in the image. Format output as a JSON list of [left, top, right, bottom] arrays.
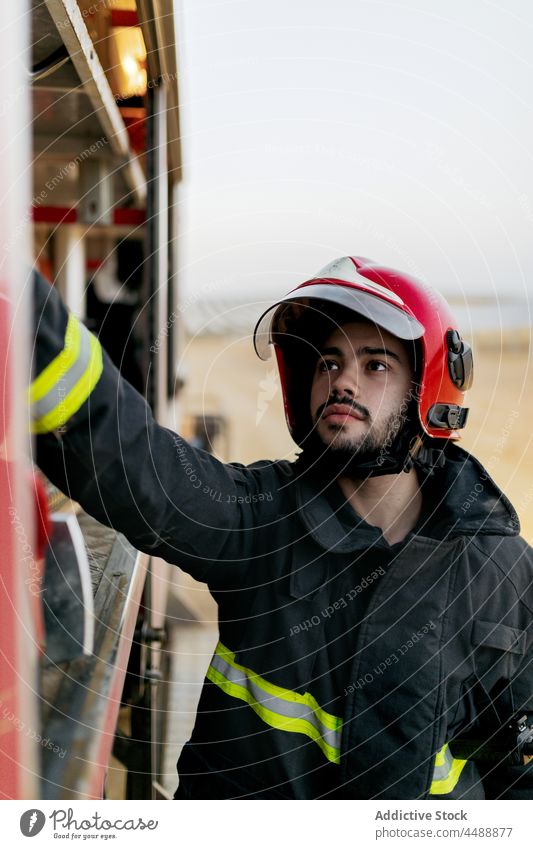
[[313, 257, 405, 306]]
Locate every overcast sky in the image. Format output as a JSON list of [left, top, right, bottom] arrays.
[[174, 0, 533, 307]]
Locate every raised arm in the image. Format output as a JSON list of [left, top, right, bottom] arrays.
[[30, 269, 281, 583]]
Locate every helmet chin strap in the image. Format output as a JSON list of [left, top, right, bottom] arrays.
[[297, 420, 447, 481]]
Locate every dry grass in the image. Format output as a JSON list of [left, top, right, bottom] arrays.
[[460, 336, 533, 542]]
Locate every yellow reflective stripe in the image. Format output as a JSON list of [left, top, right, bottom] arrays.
[[206, 643, 342, 763], [215, 641, 341, 732], [434, 745, 447, 768], [206, 661, 341, 764], [29, 313, 80, 403], [31, 329, 103, 434], [429, 743, 468, 795], [430, 758, 468, 795]]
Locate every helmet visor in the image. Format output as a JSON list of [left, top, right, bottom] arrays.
[[253, 283, 425, 360]]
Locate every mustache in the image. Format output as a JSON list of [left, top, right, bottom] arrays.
[[315, 395, 371, 423]]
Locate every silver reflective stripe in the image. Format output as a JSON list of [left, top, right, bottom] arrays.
[[32, 318, 92, 421], [429, 743, 468, 795], [432, 744, 453, 781], [209, 648, 341, 752]]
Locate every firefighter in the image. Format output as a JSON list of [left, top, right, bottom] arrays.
[[30, 257, 533, 799]]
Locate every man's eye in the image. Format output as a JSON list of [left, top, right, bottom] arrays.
[[318, 359, 339, 373], [367, 360, 388, 372]]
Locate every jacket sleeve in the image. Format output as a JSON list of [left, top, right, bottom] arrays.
[[481, 615, 533, 799], [479, 713, 533, 799], [479, 757, 533, 800], [30, 269, 281, 582]]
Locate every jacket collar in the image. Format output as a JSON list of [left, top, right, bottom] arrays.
[[290, 445, 519, 553], [427, 443, 519, 538]]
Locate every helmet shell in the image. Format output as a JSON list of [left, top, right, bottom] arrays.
[[254, 256, 472, 441]]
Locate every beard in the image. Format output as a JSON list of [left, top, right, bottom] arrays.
[[323, 404, 407, 457], [299, 399, 412, 482]]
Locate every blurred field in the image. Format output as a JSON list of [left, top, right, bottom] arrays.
[[180, 327, 533, 544], [460, 331, 533, 543]]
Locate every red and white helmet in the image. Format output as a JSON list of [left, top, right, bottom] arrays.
[[254, 256, 473, 445]]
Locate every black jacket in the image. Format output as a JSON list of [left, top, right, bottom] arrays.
[[32, 270, 533, 799]]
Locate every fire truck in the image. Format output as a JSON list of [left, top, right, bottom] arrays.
[[1, 0, 182, 800]]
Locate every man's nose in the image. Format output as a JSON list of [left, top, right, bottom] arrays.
[[330, 365, 360, 398]]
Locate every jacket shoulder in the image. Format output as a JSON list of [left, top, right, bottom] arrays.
[[470, 533, 533, 592], [227, 457, 296, 486], [245, 458, 295, 478], [209, 458, 296, 515], [472, 532, 533, 563]]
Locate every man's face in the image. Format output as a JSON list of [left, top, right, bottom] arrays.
[[309, 320, 415, 459]]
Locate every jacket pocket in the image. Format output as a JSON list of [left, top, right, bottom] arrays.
[[471, 619, 527, 696], [448, 672, 504, 739], [472, 620, 527, 655]]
